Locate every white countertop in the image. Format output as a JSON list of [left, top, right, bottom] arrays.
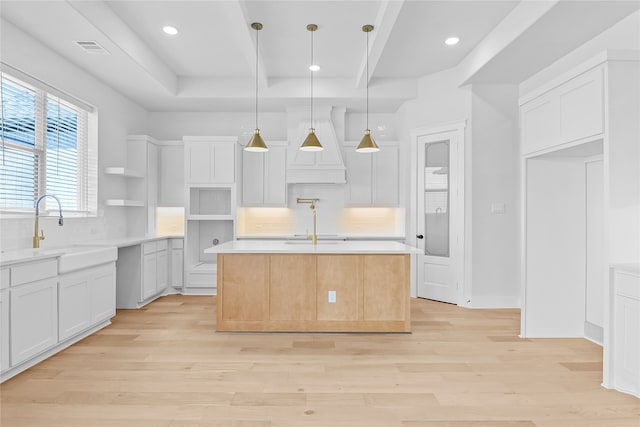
[[75, 235, 183, 248], [0, 248, 63, 267], [204, 239, 420, 254]]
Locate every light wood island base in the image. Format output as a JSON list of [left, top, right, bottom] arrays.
[[216, 253, 410, 332]]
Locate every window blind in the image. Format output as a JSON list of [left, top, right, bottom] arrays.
[[0, 70, 97, 215]]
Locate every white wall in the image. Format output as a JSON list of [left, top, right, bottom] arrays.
[[469, 84, 520, 307], [0, 20, 148, 250]]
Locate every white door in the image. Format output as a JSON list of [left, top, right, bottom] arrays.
[[415, 128, 463, 304]]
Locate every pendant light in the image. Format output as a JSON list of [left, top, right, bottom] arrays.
[[300, 24, 323, 152], [356, 24, 379, 153], [244, 22, 268, 152]]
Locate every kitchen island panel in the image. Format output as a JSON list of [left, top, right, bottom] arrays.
[[364, 255, 409, 324], [218, 254, 269, 322], [269, 254, 316, 321], [316, 255, 362, 321]]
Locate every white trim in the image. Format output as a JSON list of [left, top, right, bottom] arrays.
[[469, 296, 520, 309], [410, 120, 466, 306]]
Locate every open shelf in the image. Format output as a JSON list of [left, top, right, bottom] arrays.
[[105, 199, 144, 207], [104, 167, 144, 178]]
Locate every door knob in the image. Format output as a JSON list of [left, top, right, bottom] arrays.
[[416, 234, 424, 239]]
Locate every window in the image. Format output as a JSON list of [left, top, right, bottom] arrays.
[[0, 69, 97, 215]]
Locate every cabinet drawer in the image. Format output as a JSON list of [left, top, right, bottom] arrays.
[[156, 239, 168, 252], [616, 272, 640, 300], [142, 242, 157, 255], [171, 238, 184, 249], [11, 259, 57, 286], [1, 268, 9, 289], [186, 271, 217, 288]]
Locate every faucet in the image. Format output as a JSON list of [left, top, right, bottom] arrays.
[[33, 194, 64, 248], [296, 198, 319, 245]]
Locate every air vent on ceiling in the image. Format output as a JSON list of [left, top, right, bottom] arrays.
[[75, 41, 110, 55]]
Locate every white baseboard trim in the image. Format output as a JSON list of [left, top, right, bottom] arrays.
[[584, 321, 604, 346], [468, 296, 520, 309]]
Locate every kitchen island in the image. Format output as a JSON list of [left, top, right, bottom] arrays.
[[204, 240, 417, 333]]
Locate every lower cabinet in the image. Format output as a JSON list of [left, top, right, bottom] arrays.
[[10, 278, 58, 366], [59, 263, 116, 341], [612, 267, 640, 397], [116, 239, 170, 308], [0, 289, 9, 372], [170, 238, 184, 288]]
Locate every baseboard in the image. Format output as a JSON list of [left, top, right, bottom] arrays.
[[584, 321, 604, 346], [468, 295, 520, 309]]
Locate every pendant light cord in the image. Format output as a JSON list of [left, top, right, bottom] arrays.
[[255, 26, 259, 130], [310, 27, 314, 129], [366, 29, 369, 131]]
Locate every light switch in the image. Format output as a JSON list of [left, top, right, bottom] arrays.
[[328, 290, 336, 303], [491, 202, 506, 214]]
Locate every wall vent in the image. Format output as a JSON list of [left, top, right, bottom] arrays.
[[75, 41, 110, 55]]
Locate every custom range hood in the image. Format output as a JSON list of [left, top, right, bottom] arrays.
[[286, 106, 346, 184]]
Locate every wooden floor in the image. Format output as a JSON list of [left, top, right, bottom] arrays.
[[1, 295, 638, 427]]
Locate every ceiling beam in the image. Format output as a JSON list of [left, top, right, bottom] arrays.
[[230, 0, 269, 88], [67, 0, 177, 95], [355, 0, 404, 89]]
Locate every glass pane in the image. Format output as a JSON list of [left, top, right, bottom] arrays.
[[424, 141, 449, 257], [46, 98, 79, 211]]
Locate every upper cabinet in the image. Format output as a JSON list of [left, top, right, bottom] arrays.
[[521, 66, 604, 155], [344, 142, 400, 207], [242, 141, 287, 206], [158, 142, 184, 206], [183, 136, 237, 184]]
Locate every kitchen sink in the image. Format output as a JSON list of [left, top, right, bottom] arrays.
[[57, 245, 118, 273]]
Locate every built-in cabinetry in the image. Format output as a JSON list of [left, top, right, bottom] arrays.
[[158, 142, 185, 206], [170, 238, 184, 288], [183, 136, 237, 294], [520, 51, 640, 396], [606, 265, 640, 398], [104, 135, 160, 236], [241, 141, 287, 206], [344, 141, 400, 206], [115, 239, 171, 308], [1, 253, 117, 383]]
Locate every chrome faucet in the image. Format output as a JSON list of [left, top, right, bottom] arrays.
[[296, 198, 319, 245], [33, 194, 64, 248]]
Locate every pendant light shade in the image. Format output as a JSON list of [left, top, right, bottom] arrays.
[[300, 24, 323, 152], [245, 22, 268, 152], [356, 24, 379, 153]]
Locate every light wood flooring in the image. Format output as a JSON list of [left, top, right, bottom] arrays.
[[1, 295, 638, 427]]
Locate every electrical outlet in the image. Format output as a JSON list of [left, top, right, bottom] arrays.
[[328, 290, 336, 303]]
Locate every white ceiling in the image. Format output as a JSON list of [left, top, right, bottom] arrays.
[[1, 0, 638, 113]]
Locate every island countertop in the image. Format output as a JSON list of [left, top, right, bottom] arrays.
[[204, 239, 419, 255]]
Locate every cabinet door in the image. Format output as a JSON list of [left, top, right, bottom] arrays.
[[159, 145, 184, 205], [11, 278, 58, 365], [373, 146, 399, 206], [559, 67, 604, 143], [147, 143, 158, 235], [186, 143, 212, 184], [91, 264, 116, 323], [211, 142, 236, 183], [171, 249, 183, 287], [59, 271, 92, 341], [345, 150, 373, 205], [0, 289, 9, 372], [264, 146, 287, 205], [156, 250, 168, 293], [242, 149, 265, 205], [521, 95, 561, 155], [142, 253, 157, 300]]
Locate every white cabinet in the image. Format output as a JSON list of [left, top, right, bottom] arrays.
[[521, 66, 604, 155], [116, 239, 169, 308], [59, 263, 116, 341], [344, 142, 399, 206], [242, 142, 287, 206], [142, 252, 157, 300], [184, 137, 236, 184], [611, 267, 640, 398], [170, 238, 184, 288], [11, 278, 58, 366], [0, 289, 9, 373], [159, 143, 184, 206], [156, 248, 168, 293], [141, 241, 167, 300]]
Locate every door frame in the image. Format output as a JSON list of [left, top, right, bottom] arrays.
[[409, 120, 467, 305]]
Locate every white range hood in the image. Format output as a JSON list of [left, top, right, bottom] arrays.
[[286, 106, 346, 184]]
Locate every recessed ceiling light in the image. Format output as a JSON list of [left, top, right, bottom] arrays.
[[309, 64, 320, 72], [445, 36, 460, 46], [163, 26, 178, 36]]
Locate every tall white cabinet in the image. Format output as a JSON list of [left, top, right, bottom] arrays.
[[344, 141, 400, 207], [241, 141, 287, 206], [519, 51, 640, 395], [183, 136, 237, 294]]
